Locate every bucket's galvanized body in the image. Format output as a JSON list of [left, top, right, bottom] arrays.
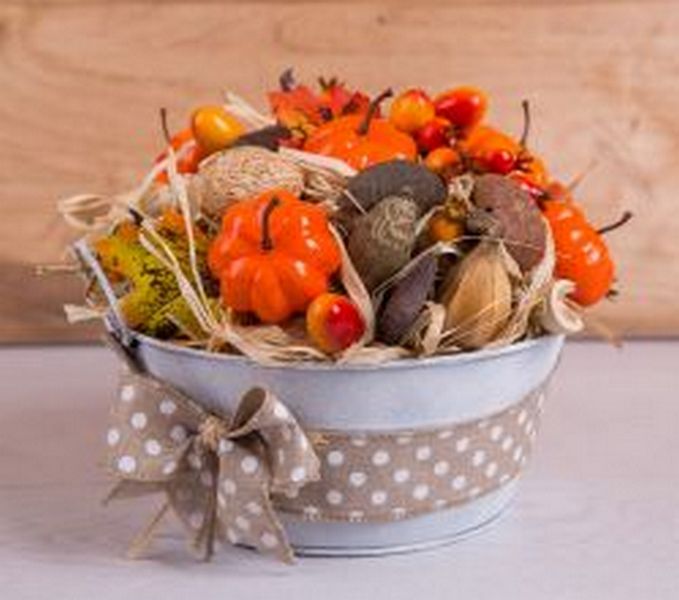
[[129, 331, 564, 556]]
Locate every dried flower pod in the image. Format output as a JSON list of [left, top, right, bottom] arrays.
[[189, 146, 304, 216], [468, 174, 546, 272], [378, 252, 438, 345], [232, 125, 292, 151], [347, 195, 418, 291], [344, 159, 446, 215], [441, 242, 513, 349]]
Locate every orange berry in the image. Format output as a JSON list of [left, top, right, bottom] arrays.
[[307, 293, 365, 354], [191, 105, 244, 155], [389, 89, 435, 134]]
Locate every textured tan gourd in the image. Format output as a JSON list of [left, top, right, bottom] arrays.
[[442, 242, 513, 349], [188, 146, 305, 216]]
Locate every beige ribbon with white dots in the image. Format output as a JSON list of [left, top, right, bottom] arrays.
[[103, 336, 545, 563], [105, 364, 321, 563]]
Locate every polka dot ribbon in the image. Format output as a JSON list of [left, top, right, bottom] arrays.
[[105, 369, 320, 563]]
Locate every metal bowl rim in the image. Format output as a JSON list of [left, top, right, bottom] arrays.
[[129, 327, 565, 373]]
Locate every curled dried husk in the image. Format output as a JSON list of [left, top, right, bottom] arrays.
[[536, 279, 584, 335], [440, 242, 513, 350]]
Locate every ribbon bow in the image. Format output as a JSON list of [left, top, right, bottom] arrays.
[[105, 366, 320, 563]]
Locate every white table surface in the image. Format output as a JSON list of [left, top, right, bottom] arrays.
[[1, 340, 678, 599]]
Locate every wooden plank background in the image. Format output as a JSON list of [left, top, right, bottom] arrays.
[[2, 0, 678, 341]]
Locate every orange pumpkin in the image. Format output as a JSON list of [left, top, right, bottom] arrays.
[[304, 89, 417, 170], [208, 189, 342, 323]]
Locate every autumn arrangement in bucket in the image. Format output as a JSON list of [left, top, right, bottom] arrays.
[[57, 71, 629, 561]]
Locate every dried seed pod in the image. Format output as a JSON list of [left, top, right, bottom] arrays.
[[441, 242, 513, 349], [468, 174, 546, 271], [347, 195, 418, 291], [232, 125, 292, 151], [345, 159, 446, 215], [189, 146, 304, 216], [378, 252, 438, 345]]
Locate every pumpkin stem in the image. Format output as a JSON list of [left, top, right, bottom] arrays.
[[519, 99, 531, 148], [159, 107, 172, 145], [597, 210, 633, 235], [261, 196, 281, 251], [356, 88, 393, 136]]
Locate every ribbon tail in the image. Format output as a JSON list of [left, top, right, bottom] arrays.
[[126, 501, 170, 560]]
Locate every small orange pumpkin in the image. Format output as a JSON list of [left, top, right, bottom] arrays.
[[208, 189, 342, 323], [304, 89, 417, 170]]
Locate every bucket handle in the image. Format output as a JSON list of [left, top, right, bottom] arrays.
[[72, 238, 135, 348]]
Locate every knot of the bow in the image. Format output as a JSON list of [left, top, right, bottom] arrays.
[[106, 373, 320, 563], [198, 415, 229, 453]]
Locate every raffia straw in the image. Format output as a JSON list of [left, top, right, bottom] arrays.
[[222, 91, 275, 129]]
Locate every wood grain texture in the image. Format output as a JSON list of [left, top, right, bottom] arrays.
[[1, 1, 678, 341]]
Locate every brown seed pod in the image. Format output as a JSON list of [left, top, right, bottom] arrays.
[[441, 242, 513, 349], [188, 146, 304, 217], [377, 252, 438, 345], [468, 174, 546, 271], [344, 160, 446, 216], [347, 195, 418, 291]]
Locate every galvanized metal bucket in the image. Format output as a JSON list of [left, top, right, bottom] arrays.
[[129, 329, 563, 556], [76, 241, 564, 556]]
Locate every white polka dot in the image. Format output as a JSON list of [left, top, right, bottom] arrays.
[[226, 528, 239, 544], [235, 515, 250, 531], [472, 450, 486, 467], [490, 425, 503, 441], [120, 385, 135, 403], [170, 425, 187, 443], [451, 475, 467, 491], [396, 435, 412, 445], [106, 428, 120, 447], [351, 437, 367, 447], [413, 484, 430, 500], [162, 460, 177, 475], [159, 399, 177, 415], [416, 446, 432, 461], [501, 436, 514, 452], [246, 501, 263, 516], [391, 507, 407, 519], [189, 511, 204, 529], [291, 466, 306, 482], [485, 462, 498, 478], [513, 446, 524, 462], [187, 452, 202, 470], [468, 486, 482, 498], [326, 490, 343, 505], [261, 532, 278, 548], [327, 450, 345, 467], [218, 439, 234, 455], [222, 479, 237, 495], [130, 412, 147, 430], [456, 437, 470, 453], [393, 469, 411, 483], [200, 470, 214, 487], [303, 505, 320, 518], [437, 430, 453, 440], [117, 455, 136, 474], [144, 439, 162, 456], [433, 461, 450, 476], [241, 456, 259, 474], [372, 450, 390, 466], [300, 435, 309, 450], [371, 490, 387, 505], [273, 403, 289, 419], [349, 471, 367, 487], [517, 409, 528, 426], [349, 510, 365, 522]]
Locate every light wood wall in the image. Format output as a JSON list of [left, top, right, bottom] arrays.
[[2, 0, 678, 341]]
